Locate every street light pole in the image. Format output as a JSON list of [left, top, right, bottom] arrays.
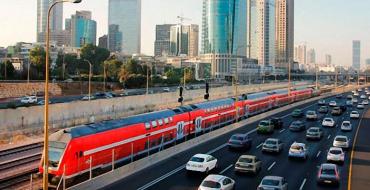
[[146, 63, 150, 95], [315, 63, 318, 90], [103, 63, 106, 92], [43, 1, 82, 190], [84, 59, 93, 101], [288, 59, 292, 95], [28, 51, 31, 84]]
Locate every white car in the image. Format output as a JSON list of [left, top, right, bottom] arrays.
[[327, 147, 345, 164], [322, 118, 335, 127], [258, 176, 288, 190], [288, 142, 308, 160], [20, 96, 37, 104], [367, 92, 370, 95], [358, 88, 363, 92], [360, 95, 367, 99], [329, 101, 337, 107], [341, 121, 352, 131], [350, 111, 360, 119], [363, 100, 369, 105], [262, 138, 284, 153], [353, 92, 359, 97], [186, 154, 217, 173], [81, 95, 95, 101], [199, 175, 235, 190], [163, 87, 170, 92], [357, 103, 365, 109], [333, 135, 350, 149], [352, 98, 359, 103]]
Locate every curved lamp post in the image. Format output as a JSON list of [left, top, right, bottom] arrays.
[[43, 1, 82, 189]]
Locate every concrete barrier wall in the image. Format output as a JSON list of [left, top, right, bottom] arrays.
[[69, 90, 340, 190], [0, 82, 300, 133]]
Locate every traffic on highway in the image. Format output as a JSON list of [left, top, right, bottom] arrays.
[[105, 88, 369, 190]]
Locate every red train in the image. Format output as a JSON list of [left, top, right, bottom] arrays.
[[39, 87, 320, 184]]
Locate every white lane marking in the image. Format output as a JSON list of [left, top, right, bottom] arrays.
[[279, 129, 286, 133], [256, 143, 263, 149], [327, 134, 331, 140], [137, 165, 185, 190], [299, 178, 307, 190], [219, 164, 233, 175], [267, 162, 276, 171], [316, 151, 321, 158]]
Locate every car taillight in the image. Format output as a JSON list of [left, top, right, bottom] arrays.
[[335, 170, 339, 179], [318, 168, 322, 178]]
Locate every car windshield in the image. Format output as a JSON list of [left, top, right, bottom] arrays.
[[239, 157, 253, 163], [262, 179, 280, 186], [292, 121, 301, 126], [309, 128, 318, 132], [330, 150, 342, 154], [294, 110, 301, 113], [343, 122, 350, 126], [307, 111, 315, 115], [320, 106, 326, 109], [352, 112, 358, 114], [291, 145, 303, 151], [231, 136, 244, 141], [201, 181, 221, 188], [321, 168, 336, 175], [48, 141, 66, 168], [190, 156, 204, 162], [324, 119, 332, 122], [336, 137, 347, 142], [260, 121, 269, 126], [265, 140, 276, 145]]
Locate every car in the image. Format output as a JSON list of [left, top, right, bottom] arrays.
[[339, 105, 347, 112], [318, 106, 329, 113], [347, 95, 353, 99], [352, 98, 358, 103], [81, 95, 95, 101], [291, 109, 304, 118], [270, 117, 283, 129], [186, 154, 218, 174], [329, 101, 337, 107], [336, 94, 343, 99], [288, 142, 308, 160], [362, 100, 369, 105], [289, 121, 306, 132], [198, 175, 235, 190], [353, 92, 359, 97], [357, 103, 365, 109], [369, 96, 370, 100], [318, 99, 326, 105], [346, 100, 353, 107], [317, 163, 340, 186], [333, 135, 350, 149], [262, 138, 283, 153], [322, 118, 335, 127], [350, 111, 360, 119], [228, 133, 252, 150], [341, 121, 352, 131], [257, 120, 274, 134], [20, 96, 37, 104], [258, 176, 288, 190], [331, 107, 342, 116], [162, 87, 170, 92], [358, 88, 363, 92], [306, 127, 324, 140], [306, 110, 318, 120], [367, 92, 370, 95], [64, 78, 73, 83], [327, 147, 345, 164], [360, 95, 367, 99], [37, 100, 52, 105], [234, 155, 262, 174]]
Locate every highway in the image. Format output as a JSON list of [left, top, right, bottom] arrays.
[[104, 91, 368, 190]]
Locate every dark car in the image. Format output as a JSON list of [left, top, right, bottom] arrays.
[[331, 107, 342, 116], [271, 117, 283, 129], [292, 109, 304, 118], [339, 105, 347, 112], [317, 163, 340, 186], [289, 121, 306, 132], [318, 106, 329, 114], [228, 133, 252, 150], [336, 94, 343, 99]]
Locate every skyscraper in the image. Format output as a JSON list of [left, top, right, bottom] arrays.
[[108, 0, 141, 54], [154, 24, 174, 57], [307, 48, 316, 64], [325, 54, 332, 66], [98, 35, 108, 49], [275, 0, 294, 70], [201, 0, 247, 55], [352, 40, 361, 70], [169, 24, 199, 57], [67, 11, 97, 47], [296, 43, 307, 65], [37, 0, 63, 42]]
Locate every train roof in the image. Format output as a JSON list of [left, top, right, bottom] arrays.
[[66, 109, 175, 138], [194, 98, 234, 109]]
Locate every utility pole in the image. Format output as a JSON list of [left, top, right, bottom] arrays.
[[315, 63, 319, 89], [288, 59, 292, 95]]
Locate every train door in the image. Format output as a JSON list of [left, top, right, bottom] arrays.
[[195, 117, 202, 133], [244, 106, 249, 118], [176, 121, 185, 140]]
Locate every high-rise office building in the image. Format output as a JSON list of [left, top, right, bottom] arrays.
[[201, 0, 247, 55], [188, 24, 199, 57], [366, 59, 370, 71], [352, 40, 361, 70], [248, 0, 276, 67], [67, 11, 97, 47], [296, 43, 307, 65], [98, 35, 108, 49], [307, 48, 316, 64], [154, 24, 174, 57], [275, 0, 294, 70], [37, 0, 63, 42], [108, 0, 141, 54], [169, 24, 199, 57], [325, 54, 332, 66]]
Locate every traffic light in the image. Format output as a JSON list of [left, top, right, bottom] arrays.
[[204, 82, 209, 100], [178, 86, 183, 103]]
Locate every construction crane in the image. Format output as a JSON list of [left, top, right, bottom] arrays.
[[177, 15, 191, 25]]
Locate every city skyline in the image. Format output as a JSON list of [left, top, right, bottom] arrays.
[[0, 0, 370, 67]]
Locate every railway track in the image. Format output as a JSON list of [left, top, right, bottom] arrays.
[[0, 142, 43, 189]]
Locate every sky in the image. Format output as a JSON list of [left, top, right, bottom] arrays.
[[0, 0, 369, 68]]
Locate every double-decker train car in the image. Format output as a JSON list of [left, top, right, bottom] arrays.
[[40, 87, 319, 184]]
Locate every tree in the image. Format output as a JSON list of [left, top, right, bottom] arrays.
[[0, 60, 15, 79], [183, 67, 195, 83], [80, 44, 110, 75], [104, 59, 123, 81], [30, 46, 48, 79]]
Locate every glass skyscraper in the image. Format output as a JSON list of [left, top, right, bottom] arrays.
[[37, 0, 63, 42], [68, 11, 97, 47], [108, 0, 141, 54], [352, 40, 361, 70], [201, 0, 248, 55]]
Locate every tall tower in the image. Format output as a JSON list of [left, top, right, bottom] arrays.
[[275, 0, 294, 70], [37, 0, 63, 42], [67, 11, 97, 47], [352, 40, 361, 70], [108, 0, 141, 54]]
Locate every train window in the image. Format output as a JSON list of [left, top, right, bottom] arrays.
[[164, 118, 169, 124], [145, 122, 151, 130], [170, 117, 173, 122], [151, 121, 157, 128], [158, 119, 163, 126]]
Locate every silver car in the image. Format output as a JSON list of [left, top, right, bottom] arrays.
[[258, 176, 288, 190], [333, 135, 350, 149], [262, 138, 283, 153], [306, 127, 324, 140], [234, 155, 262, 174], [327, 147, 345, 164], [340, 121, 352, 131]]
